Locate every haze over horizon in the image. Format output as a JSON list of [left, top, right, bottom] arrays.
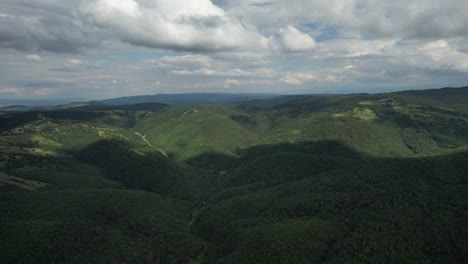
[[1, 0, 467, 100]]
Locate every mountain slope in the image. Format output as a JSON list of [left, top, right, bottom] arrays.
[[0, 86, 467, 263]]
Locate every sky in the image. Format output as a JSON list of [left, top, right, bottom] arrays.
[[0, 0, 467, 100]]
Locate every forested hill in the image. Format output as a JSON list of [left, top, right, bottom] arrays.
[[395, 86, 468, 103], [0, 86, 467, 263], [97, 93, 277, 106]]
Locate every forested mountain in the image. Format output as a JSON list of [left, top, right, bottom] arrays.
[[0, 87, 467, 263], [97, 93, 278, 106]]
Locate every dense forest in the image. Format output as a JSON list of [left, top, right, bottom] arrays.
[[0, 87, 467, 263]]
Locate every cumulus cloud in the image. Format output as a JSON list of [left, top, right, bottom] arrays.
[[79, 0, 272, 52], [0, 0, 97, 52], [1, 0, 272, 53], [221, 0, 468, 40], [1, 0, 466, 54], [309, 38, 396, 59], [416, 39, 468, 72], [0, 0, 467, 98], [279, 25, 316, 52]]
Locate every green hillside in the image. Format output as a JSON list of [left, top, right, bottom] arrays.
[[0, 87, 467, 263]]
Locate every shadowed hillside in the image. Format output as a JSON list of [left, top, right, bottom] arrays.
[[0, 86, 467, 263], [194, 141, 468, 263]]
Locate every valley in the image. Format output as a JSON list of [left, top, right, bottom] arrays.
[[0, 87, 467, 263]]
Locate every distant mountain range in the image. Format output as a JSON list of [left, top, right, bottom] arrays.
[[0, 93, 329, 112], [96, 93, 280, 106], [1, 86, 466, 112], [0, 98, 88, 107]]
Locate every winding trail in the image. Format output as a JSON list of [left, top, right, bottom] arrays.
[[133, 131, 168, 157]]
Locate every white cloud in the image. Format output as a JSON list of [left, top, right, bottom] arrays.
[[280, 71, 343, 85], [0, 0, 467, 98], [223, 79, 241, 88], [279, 25, 316, 52], [171, 67, 277, 78], [79, 0, 272, 52], [26, 54, 41, 61], [0, 13, 15, 19], [311, 38, 396, 59], [67, 59, 83, 65], [92, 0, 142, 18], [0, 87, 20, 93], [221, 0, 468, 40], [417, 39, 468, 72], [172, 68, 217, 76], [158, 55, 214, 67]]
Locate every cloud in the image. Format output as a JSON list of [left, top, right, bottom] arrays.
[[171, 68, 277, 78], [280, 71, 343, 85], [26, 54, 41, 61], [67, 59, 83, 65], [279, 25, 316, 52], [1, 0, 466, 54], [221, 0, 468, 41], [172, 68, 217, 76], [156, 55, 215, 67], [416, 39, 468, 72], [79, 0, 272, 52], [0, 1, 97, 52], [0, 87, 20, 93], [0, 0, 272, 53], [32, 87, 55, 96], [223, 78, 240, 88], [178, 78, 241, 90], [0, 0, 467, 98], [309, 38, 396, 59]]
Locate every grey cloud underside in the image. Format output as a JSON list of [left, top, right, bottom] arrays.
[[1, 0, 467, 53], [222, 0, 468, 40], [0, 17, 97, 53], [0, 0, 98, 52], [0, 0, 468, 99], [0, 0, 269, 53]]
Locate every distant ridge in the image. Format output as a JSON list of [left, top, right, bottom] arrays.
[[0, 98, 86, 107], [82, 85, 468, 106], [1, 86, 467, 110], [394, 86, 468, 105], [97, 93, 278, 106]]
